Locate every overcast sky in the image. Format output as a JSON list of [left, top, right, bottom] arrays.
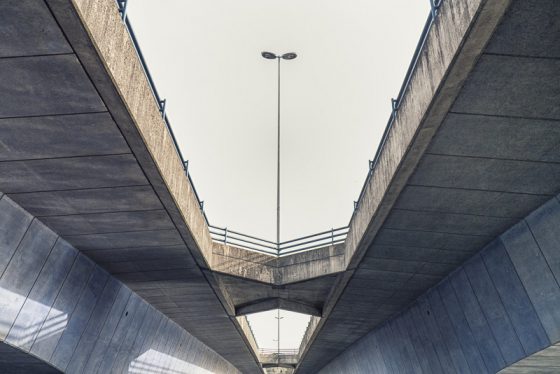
[[127, 0, 430, 350]]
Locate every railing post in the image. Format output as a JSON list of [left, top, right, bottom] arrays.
[[430, 0, 442, 17], [331, 228, 334, 245], [199, 200, 204, 211], [117, 0, 128, 21], [183, 160, 189, 175], [224, 227, 228, 244], [391, 98, 398, 112], [159, 99, 167, 119]]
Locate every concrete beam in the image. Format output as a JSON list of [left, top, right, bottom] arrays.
[[236, 298, 322, 317]]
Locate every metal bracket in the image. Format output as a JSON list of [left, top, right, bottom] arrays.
[[391, 98, 399, 112], [183, 160, 189, 174], [430, 0, 443, 17], [159, 99, 167, 119], [117, 0, 128, 21]]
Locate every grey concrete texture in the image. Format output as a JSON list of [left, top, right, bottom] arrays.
[[0, 54, 106, 118], [0, 194, 240, 374], [317, 195, 560, 374], [0, 112, 129, 162], [210, 242, 345, 285], [0, 0, 71, 58], [499, 342, 560, 374], [218, 273, 337, 317], [0, 341, 60, 373]]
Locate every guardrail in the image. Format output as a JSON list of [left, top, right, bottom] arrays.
[[116, 0, 208, 225], [352, 0, 443, 215], [259, 348, 299, 356], [210, 225, 348, 256]]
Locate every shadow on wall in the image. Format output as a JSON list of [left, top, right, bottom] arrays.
[[129, 349, 214, 374]]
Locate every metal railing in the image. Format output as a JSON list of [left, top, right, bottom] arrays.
[[210, 225, 348, 256], [259, 348, 299, 356], [115, 0, 445, 257], [352, 0, 443, 215], [116, 0, 208, 225]]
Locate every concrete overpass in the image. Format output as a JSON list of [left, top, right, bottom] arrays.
[[1, 0, 560, 373]]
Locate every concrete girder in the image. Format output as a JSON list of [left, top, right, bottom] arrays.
[[235, 298, 322, 317]]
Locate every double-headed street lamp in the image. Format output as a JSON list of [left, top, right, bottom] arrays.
[[261, 51, 297, 249], [261, 51, 297, 362]]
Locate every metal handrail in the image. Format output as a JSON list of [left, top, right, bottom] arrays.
[[116, 1, 208, 225], [259, 348, 299, 356], [352, 0, 443, 215], [280, 238, 346, 256], [210, 225, 277, 246], [279, 226, 348, 245], [210, 224, 348, 256], [209, 231, 278, 251], [279, 233, 346, 252]]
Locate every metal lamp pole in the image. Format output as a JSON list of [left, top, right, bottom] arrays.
[[261, 51, 297, 361], [261, 51, 297, 250]]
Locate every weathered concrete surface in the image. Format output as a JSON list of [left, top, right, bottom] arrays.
[[0, 194, 239, 374], [261, 353, 298, 368], [210, 243, 343, 320], [210, 243, 345, 285], [499, 343, 560, 374], [317, 195, 560, 374], [0, 341, 60, 373]]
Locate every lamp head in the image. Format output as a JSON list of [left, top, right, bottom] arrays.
[[281, 52, 297, 60], [261, 51, 277, 59]]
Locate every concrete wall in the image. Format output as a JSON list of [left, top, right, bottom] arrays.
[[0, 193, 240, 374], [317, 195, 560, 374]]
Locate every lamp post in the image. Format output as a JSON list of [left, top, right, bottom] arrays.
[[261, 51, 297, 362], [261, 51, 297, 251]]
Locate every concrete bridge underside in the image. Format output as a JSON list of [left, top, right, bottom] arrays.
[[1, 0, 560, 373]]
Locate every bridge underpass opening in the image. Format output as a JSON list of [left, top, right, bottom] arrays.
[[246, 309, 311, 358]]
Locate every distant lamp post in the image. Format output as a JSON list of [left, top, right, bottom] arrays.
[[261, 51, 298, 250]]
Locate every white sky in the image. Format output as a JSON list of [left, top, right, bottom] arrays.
[[127, 0, 430, 351], [244, 309, 311, 351]]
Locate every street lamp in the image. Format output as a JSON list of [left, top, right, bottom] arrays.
[[262, 51, 297, 363], [261, 51, 298, 250]]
